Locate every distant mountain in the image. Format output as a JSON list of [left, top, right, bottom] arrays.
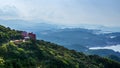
[[39, 28, 120, 47], [71, 24, 120, 32], [1, 25, 120, 68], [38, 28, 120, 60], [1, 19, 120, 32], [0, 19, 60, 32]]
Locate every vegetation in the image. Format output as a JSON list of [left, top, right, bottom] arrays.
[[0, 25, 22, 44], [0, 25, 120, 68]]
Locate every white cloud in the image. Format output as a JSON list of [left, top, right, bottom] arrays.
[[0, 6, 19, 18], [0, 0, 120, 27]]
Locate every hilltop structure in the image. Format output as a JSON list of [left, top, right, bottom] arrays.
[[22, 31, 36, 40], [11, 31, 36, 44]]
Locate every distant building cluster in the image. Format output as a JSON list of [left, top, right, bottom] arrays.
[[22, 31, 36, 40]]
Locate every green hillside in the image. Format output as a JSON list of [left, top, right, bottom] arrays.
[[0, 25, 120, 68], [0, 25, 22, 44]]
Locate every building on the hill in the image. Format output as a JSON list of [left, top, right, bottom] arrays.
[[11, 40, 24, 44], [21, 32, 36, 40], [22, 31, 28, 37], [28, 32, 36, 40], [11, 32, 36, 44]]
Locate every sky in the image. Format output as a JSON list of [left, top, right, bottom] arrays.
[[0, 0, 120, 27]]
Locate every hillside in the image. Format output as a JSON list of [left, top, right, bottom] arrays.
[[0, 25, 120, 68], [0, 25, 22, 44]]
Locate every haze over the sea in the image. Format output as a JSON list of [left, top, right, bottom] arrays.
[[89, 44, 120, 53]]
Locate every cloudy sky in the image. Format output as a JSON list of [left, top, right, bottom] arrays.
[[0, 0, 120, 27]]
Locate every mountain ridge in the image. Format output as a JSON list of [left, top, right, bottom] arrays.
[[0, 25, 120, 68]]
